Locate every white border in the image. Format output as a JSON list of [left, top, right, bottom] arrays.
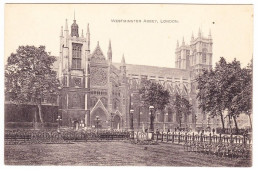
[[1, 0, 259, 171]]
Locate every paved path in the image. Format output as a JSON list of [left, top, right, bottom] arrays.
[[4, 141, 251, 166]]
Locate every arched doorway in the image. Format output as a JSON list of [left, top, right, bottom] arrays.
[[113, 115, 121, 130], [91, 107, 108, 129]]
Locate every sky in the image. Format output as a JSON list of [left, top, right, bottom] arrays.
[[5, 4, 253, 68]]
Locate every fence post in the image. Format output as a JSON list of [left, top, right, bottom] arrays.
[[172, 132, 174, 143], [192, 132, 195, 143], [200, 132, 203, 142], [209, 133, 212, 145], [243, 133, 247, 147], [156, 132, 159, 141], [167, 132, 169, 142], [185, 132, 187, 143], [161, 132, 163, 142], [178, 132, 181, 144], [230, 133, 233, 144], [219, 133, 222, 143]]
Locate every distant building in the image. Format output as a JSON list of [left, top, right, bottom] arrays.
[[57, 17, 215, 130]]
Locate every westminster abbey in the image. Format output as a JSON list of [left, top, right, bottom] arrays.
[[56, 17, 215, 131]]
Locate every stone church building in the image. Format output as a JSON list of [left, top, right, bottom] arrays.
[[57, 17, 214, 130]]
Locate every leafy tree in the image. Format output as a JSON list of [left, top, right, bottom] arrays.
[[230, 60, 253, 130], [5, 45, 60, 124], [197, 57, 253, 133], [170, 93, 192, 128], [139, 79, 170, 112], [196, 57, 228, 130]]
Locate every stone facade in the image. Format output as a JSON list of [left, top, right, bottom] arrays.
[[57, 17, 214, 130]]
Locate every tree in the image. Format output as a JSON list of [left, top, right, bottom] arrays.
[[5, 45, 60, 125], [170, 93, 192, 128], [139, 79, 170, 112], [196, 57, 228, 130], [230, 60, 253, 130], [197, 57, 253, 133]]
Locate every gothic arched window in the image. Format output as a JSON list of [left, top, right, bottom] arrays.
[[72, 43, 82, 69], [202, 48, 207, 64], [91, 97, 98, 107]]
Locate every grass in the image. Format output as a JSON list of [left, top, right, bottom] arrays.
[[4, 141, 251, 166]]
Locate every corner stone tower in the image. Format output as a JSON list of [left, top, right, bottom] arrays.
[[58, 17, 91, 128]]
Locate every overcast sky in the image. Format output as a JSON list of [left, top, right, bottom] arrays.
[[5, 4, 253, 68]]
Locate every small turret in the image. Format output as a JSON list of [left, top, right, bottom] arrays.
[[208, 29, 212, 40], [121, 54, 126, 66], [65, 19, 68, 31], [107, 40, 112, 61], [86, 23, 90, 51], [81, 29, 84, 38], [198, 27, 201, 38], [191, 31, 194, 41], [71, 12, 79, 37]]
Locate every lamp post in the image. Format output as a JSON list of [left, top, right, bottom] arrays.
[[149, 106, 155, 139], [130, 109, 134, 131], [56, 115, 62, 132], [95, 116, 100, 133]]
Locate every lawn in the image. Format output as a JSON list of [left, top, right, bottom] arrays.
[[4, 141, 251, 166]]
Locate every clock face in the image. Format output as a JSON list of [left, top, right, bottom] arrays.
[[91, 67, 108, 86]]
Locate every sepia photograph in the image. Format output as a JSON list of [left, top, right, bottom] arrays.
[[3, 2, 254, 167]]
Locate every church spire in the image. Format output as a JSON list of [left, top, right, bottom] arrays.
[[107, 39, 112, 61]]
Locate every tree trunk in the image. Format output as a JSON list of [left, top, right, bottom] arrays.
[[220, 110, 225, 130], [233, 115, 239, 134], [228, 115, 232, 132], [248, 114, 252, 130], [37, 103, 44, 123]]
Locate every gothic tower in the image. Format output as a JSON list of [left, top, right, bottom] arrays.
[[175, 37, 191, 70], [58, 17, 91, 128], [189, 28, 213, 75]]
